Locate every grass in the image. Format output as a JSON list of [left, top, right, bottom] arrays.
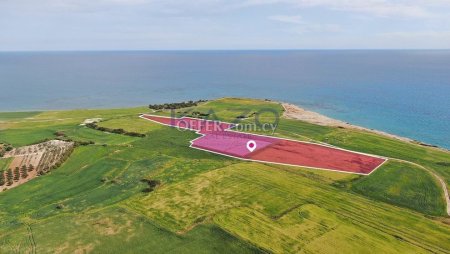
[[177, 98, 450, 189], [64, 126, 141, 145], [0, 107, 147, 140], [0, 111, 41, 121], [319, 129, 450, 188], [0, 126, 68, 147], [0, 97, 449, 253], [0, 146, 129, 219], [0, 157, 12, 170], [97, 115, 163, 134], [351, 161, 446, 216], [127, 162, 450, 253], [149, 98, 450, 216], [0, 124, 140, 147], [214, 206, 430, 254], [0, 206, 262, 254]]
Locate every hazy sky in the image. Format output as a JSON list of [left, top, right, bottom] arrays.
[[1, 0, 450, 50]]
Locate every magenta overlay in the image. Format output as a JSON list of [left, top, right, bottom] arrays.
[[140, 114, 386, 174]]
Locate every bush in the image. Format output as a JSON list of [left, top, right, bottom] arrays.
[[13, 167, 20, 181], [0, 171, 5, 186], [6, 169, 14, 185], [21, 165, 28, 178], [126, 132, 146, 138], [85, 123, 146, 138], [148, 99, 208, 110], [141, 179, 161, 193], [54, 131, 66, 137], [75, 141, 95, 146]]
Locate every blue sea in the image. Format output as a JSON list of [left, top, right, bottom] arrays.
[[1, 50, 449, 149]]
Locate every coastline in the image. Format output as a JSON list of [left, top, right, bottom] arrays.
[[281, 102, 449, 153], [282, 103, 413, 142], [1, 98, 448, 152]]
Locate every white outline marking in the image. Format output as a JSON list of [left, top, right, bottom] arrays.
[[139, 114, 388, 175]]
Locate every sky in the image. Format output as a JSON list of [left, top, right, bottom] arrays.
[[1, 0, 450, 50]]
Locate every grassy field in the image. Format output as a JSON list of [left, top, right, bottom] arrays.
[[0, 111, 41, 121], [97, 115, 164, 134], [0, 157, 13, 171], [127, 162, 450, 253], [0, 98, 449, 253], [0, 206, 262, 254], [351, 160, 446, 216]]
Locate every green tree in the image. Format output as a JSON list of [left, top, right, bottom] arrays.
[[0, 171, 5, 186], [13, 167, 20, 181], [6, 169, 13, 186], [21, 165, 28, 178]]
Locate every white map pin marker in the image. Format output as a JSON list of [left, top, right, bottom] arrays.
[[246, 140, 257, 153]]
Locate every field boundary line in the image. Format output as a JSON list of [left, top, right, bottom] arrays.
[[139, 114, 387, 175], [141, 114, 388, 160]]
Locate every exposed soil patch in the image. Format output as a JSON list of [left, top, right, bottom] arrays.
[[0, 140, 74, 192]]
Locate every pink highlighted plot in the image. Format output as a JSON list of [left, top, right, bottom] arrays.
[[140, 114, 386, 174], [192, 132, 276, 158]]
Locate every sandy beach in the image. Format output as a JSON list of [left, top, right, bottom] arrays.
[[282, 103, 415, 143]]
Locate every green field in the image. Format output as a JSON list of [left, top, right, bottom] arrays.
[[0, 98, 449, 253], [0, 111, 41, 121], [0, 157, 13, 172], [351, 160, 446, 216]]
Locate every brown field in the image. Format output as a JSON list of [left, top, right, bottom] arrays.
[[0, 140, 74, 192]]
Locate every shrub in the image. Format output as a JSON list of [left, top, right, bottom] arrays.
[[0, 171, 5, 186], [141, 179, 161, 193], [13, 167, 20, 181], [85, 122, 146, 138], [6, 169, 14, 185], [21, 165, 28, 178], [54, 131, 66, 137]]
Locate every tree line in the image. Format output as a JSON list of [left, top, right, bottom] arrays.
[[0, 164, 35, 187], [148, 100, 207, 110], [86, 123, 146, 138]]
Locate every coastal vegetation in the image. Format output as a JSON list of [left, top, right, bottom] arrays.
[[0, 98, 449, 253]]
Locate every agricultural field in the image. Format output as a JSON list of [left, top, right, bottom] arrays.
[[351, 160, 446, 216], [0, 98, 449, 253], [0, 140, 74, 192]]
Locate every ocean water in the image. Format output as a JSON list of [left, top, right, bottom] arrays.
[[0, 50, 449, 149]]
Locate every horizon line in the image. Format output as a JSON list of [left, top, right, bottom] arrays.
[[1, 48, 450, 53]]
